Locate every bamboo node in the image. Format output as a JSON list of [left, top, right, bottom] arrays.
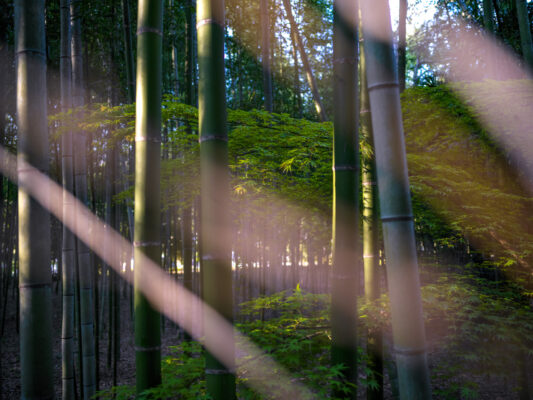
[[134, 345, 162, 352], [367, 81, 399, 92], [381, 215, 413, 223], [15, 48, 46, 59], [136, 26, 163, 36], [18, 282, 51, 289], [332, 165, 358, 171], [135, 135, 161, 143], [133, 241, 161, 247], [196, 18, 223, 30], [199, 134, 228, 143]]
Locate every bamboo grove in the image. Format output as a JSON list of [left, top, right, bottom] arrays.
[[1, 0, 533, 399]]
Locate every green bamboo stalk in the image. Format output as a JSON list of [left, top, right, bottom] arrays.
[[360, 0, 431, 398], [398, 0, 407, 92], [360, 30, 383, 400], [182, 206, 193, 341], [197, 0, 236, 396], [122, 0, 136, 103], [515, 0, 533, 69], [71, 1, 96, 397], [15, 1, 54, 398], [330, 0, 359, 397], [483, 0, 494, 33], [182, 0, 195, 341], [261, 0, 273, 112], [134, 0, 163, 393], [60, 0, 75, 398]]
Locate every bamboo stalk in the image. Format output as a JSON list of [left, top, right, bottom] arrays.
[[197, 0, 236, 395], [330, 0, 359, 396], [15, 1, 54, 398], [360, 0, 431, 397], [60, 0, 76, 398], [134, 0, 164, 393], [360, 27, 383, 400]]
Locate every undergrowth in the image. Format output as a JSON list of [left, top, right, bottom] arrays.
[[97, 272, 533, 399]]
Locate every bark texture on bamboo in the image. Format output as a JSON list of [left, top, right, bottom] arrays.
[[122, 0, 135, 103], [71, 1, 97, 397], [515, 0, 533, 69], [483, 0, 495, 33], [360, 31, 384, 400], [398, 0, 407, 92], [360, 0, 431, 398], [331, 0, 359, 397], [60, 0, 75, 398], [197, 0, 236, 396], [134, 0, 164, 393], [261, 0, 273, 112], [15, 1, 54, 398]]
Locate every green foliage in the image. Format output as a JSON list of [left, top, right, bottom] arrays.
[[52, 81, 533, 286], [97, 274, 533, 399], [95, 342, 207, 400], [96, 288, 358, 399], [403, 84, 533, 281], [421, 270, 533, 398]]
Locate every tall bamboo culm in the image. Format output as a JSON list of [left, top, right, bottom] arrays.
[[15, 1, 54, 398], [260, 0, 273, 112], [122, 0, 135, 104], [331, 0, 359, 397], [515, 0, 533, 69], [182, 0, 195, 342], [71, 0, 96, 397], [360, 30, 383, 400], [197, 0, 236, 396], [360, 0, 431, 398], [60, 0, 76, 398], [134, 0, 164, 393]]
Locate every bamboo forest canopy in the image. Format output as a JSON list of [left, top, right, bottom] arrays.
[[0, 0, 531, 116]]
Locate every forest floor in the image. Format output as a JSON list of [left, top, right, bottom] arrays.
[[1, 277, 530, 399]]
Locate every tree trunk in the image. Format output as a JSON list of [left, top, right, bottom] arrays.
[[134, 0, 164, 393], [182, 206, 193, 340], [71, 1, 96, 397], [282, 0, 327, 121], [290, 29, 303, 118], [60, 0, 76, 398], [360, 0, 431, 397], [261, 0, 273, 112], [122, 0, 135, 103], [197, 0, 236, 395], [483, 0, 495, 33], [398, 0, 407, 92], [360, 29, 384, 400], [15, 0, 54, 398], [330, 0, 359, 396], [185, 0, 194, 106], [515, 0, 533, 69]]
